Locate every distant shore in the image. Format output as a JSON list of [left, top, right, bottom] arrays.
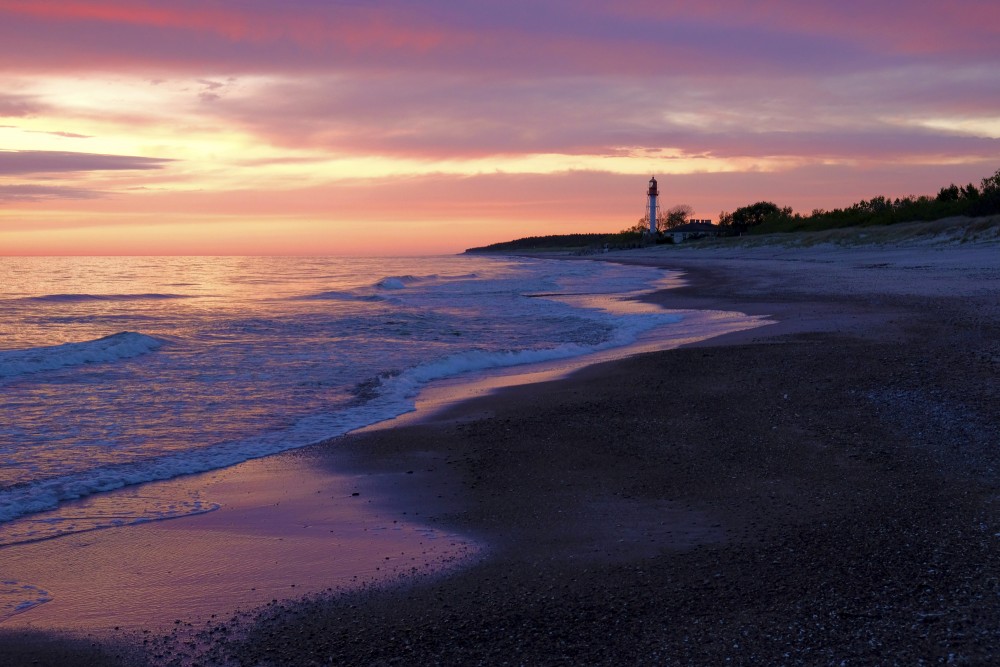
[[4, 241, 1000, 665]]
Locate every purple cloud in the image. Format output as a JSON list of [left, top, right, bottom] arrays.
[[0, 184, 105, 201], [1, 1, 997, 77], [0, 150, 173, 175]]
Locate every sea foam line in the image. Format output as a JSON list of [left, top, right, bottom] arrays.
[[0, 581, 51, 622]]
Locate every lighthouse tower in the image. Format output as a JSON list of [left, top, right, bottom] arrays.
[[647, 176, 659, 235]]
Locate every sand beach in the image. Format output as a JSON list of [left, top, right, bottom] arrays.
[[3, 238, 1000, 665]]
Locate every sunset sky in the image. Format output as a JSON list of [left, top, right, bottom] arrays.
[[1, 0, 998, 255]]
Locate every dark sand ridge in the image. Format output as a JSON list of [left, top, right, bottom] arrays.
[[4, 244, 1000, 665]]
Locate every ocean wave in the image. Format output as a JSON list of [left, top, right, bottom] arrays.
[[300, 290, 385, 302], [22, 293, 191, 302], [0, 332, 164, 380], [376, 276, 415, 290], [373, 273, 480, 291]]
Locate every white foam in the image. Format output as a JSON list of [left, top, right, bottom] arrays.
[[0, 332, 163, 380], [393, 313, 683, 390], [0, 489, 219, 547], [377, 277, 409, 290], [0, 580, 51, 621]]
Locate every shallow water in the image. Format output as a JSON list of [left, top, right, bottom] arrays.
[[0, 255, 711, 540]]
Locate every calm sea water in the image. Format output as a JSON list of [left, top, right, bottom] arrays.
[[0, 255, 746, 552]]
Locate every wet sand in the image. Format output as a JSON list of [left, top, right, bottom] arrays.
[[0, 456, 478, 632], [4, 243, 1000, 665]]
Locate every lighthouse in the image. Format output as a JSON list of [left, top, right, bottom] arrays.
[[647, 176, 659, 235]]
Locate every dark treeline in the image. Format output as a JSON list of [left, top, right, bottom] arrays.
[[465, 233, 612, 253], [726, 168, 1000, 235]]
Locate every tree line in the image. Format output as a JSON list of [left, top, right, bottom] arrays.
[[718, 168, 1000, 235]]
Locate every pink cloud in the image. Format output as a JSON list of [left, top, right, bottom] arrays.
[[0, 93, 44, 116], [28, 129, 92, 138], [4, 3, 986, 167], [192, 71, 999, 163]]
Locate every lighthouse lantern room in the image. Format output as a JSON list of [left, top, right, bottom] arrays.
[[647, 176, 659, 235]]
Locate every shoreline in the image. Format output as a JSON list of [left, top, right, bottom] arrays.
[[4, 242, 1000, 665], [0, 259, 765, 638]]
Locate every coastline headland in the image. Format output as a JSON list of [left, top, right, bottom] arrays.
[[3, 239, 1000, 665]]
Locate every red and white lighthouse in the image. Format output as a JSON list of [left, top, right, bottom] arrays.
[[647, 176, 659, 235]]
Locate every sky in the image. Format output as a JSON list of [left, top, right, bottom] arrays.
[[1, 0, 998, 255]]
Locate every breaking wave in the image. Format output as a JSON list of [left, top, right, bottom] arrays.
[[0, 332, 163, 380], [374, 273, 478, 290]]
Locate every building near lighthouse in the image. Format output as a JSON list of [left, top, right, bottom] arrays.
[[644, 176, 720, 243], [665, 221, 720, 244]]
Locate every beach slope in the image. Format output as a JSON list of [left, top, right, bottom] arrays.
[[192, 243, 1000, 665]]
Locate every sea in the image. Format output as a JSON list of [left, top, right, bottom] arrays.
[[0, 255, 758, 555]]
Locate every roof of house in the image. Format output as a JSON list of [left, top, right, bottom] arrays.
[[668, 222, 718, 234]]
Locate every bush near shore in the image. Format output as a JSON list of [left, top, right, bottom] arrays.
[[743, 168, 1000, 236]]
